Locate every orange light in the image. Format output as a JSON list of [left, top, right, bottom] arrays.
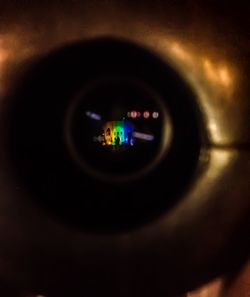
[[170, 42, 192, 64], [203, 58, 232, 88], [218, 67, 231, 87], [143, 111, 150, 119]]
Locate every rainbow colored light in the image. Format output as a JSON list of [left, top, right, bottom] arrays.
[[102, 120, 134, 146]]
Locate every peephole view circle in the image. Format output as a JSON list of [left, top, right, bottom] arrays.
[[65, 78, 172, 182]]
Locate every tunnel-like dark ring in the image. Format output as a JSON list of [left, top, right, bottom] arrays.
[[6, 38, 204, 232]]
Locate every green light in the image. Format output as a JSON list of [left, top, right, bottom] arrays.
[[102, 120, 134, 146]]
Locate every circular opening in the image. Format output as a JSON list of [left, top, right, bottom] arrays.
[[65, 77, 172, 182], [6, 38, 203, 232]]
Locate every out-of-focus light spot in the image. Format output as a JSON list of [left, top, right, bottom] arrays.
[[102, 120, 134, 147], [0, 36, 10, 64], [208, 121, 222, 142], [203, 59, 214, 79], [0, 48, 8, 64], [86, 111, 101, 121], [152, 112, 159, 119], [136, 111, 141, 118], [219, 67, 231, 87], [206, 150, 233, 181], [160, 38, 234, 99], [170, 42, 192, 64], [143, 111, 150, 119], [209, 122, 219, 134], [127, 111, 131, 118], [187, 278, 222, 297], [131, 111, 137, 118], [203, 58, 232, 88], [0, 38, 10, 84], [133, 131, 154, 141]]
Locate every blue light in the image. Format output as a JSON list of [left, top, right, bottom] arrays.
[[86, 111, 102, 121], [133, 132, 154, 141]]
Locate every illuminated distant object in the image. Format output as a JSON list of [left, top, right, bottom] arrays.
[[86, 111, 101, 121], [102, 120, 134, 147], [143, 111, 150, 119], [131, 111, 137, 118], [133, 131, 154, 141], [152, 112, 159, 119]]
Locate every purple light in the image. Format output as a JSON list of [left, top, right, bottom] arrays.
[[133, 131, 154, 141], [86, 111, 101, 121]]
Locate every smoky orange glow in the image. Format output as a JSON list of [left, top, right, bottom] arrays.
[[187, 278, 222, 297], [203, 58, 232, 88], [169, 41, 234, 91], [170, 42, 193, 64]]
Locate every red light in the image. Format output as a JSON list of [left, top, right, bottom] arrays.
[[131, 111, 137, 118], [143, 111, 150, 119]]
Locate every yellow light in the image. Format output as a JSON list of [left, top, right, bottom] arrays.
[[203, 59, 215, 81], [218, 67, 231, 87], [170, 42, 192, 64], [203, 58, 232, 88]]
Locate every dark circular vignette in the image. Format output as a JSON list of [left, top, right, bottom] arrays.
[[5, 37, 206, 232], [64, 77, 172, 183]]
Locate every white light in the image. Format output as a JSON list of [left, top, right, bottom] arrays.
[[152, 112, 159, 119], [133, 131, 154, 141], [85, 111, 101, 121]]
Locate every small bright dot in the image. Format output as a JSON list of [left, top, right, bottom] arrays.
[[143, 111, 150, 119], [131, 111, 137, 118], [152, 112, 159, 119]]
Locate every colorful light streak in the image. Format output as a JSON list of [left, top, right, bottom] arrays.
[[102, 120, 134, 146]]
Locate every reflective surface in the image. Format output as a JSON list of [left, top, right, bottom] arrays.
[[5, 38, 202, 232], [65, 77, 170, 182], [0, 1, 249, 296]]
